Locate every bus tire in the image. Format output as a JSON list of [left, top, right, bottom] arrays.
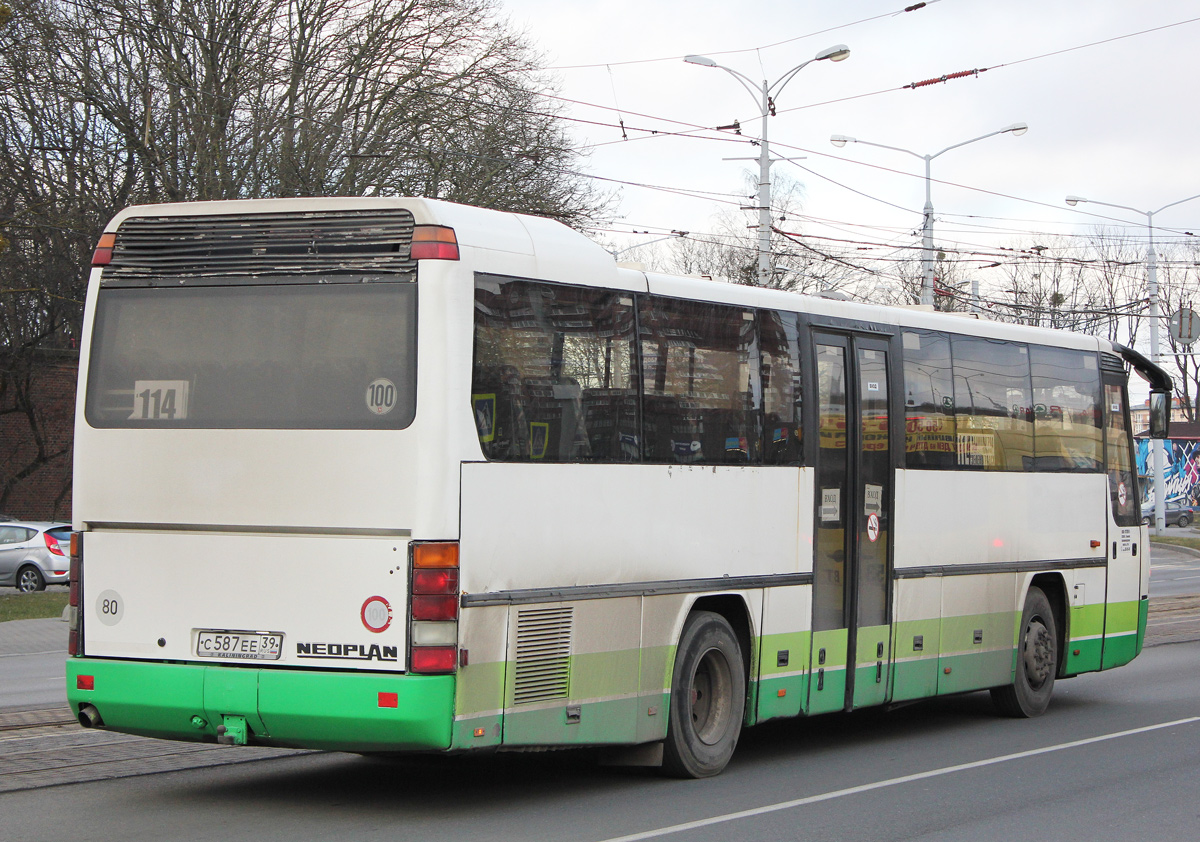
[[661, 610, 745, 778], [991, 586, 1057, 718]]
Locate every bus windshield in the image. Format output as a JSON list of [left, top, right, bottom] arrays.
[[84, 281, 417, 429]]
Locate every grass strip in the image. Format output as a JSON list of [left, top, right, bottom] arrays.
[[0, 592, 69, 623]]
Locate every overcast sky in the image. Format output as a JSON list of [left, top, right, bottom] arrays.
[[499, 0, 1200, 282]]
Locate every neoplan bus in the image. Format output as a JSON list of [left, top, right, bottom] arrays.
[[66, 198, 1172, 777]]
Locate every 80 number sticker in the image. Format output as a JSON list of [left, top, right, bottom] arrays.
[[95, 589, 124, 626]]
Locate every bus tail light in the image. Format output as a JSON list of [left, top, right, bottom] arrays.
[[409, 542, 459, 673], [410, 226, 459, 261], [68, 532, 83, 656], [92, 232, 116, 266], [410, 646, 457, 673]]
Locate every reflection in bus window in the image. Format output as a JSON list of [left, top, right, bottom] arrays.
[[1105, 382, 1139, 526], [472, 276, 639, 463], [1030, 347, 1102, 471], [902, 330, 956, 469], [639, 298, 760, 465], [761, 310, 804, 466], [814, 343, 847, 631], [951, 336, 1033, 471]]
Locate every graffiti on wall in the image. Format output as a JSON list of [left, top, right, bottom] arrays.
[[1136, 439, 1200, 506]]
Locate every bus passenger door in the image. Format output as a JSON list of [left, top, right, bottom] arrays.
[[808, 334, 893, 714]]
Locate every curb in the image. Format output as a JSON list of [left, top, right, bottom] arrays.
[[1150, 540, 1200, 559]]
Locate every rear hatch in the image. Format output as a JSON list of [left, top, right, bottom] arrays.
[[75, 206, 426, 670]]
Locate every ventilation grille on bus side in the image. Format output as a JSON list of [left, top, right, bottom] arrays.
[[513, 607, 573, 705], [103, 209, 417, 281], [1100, 353, 1126, 375]]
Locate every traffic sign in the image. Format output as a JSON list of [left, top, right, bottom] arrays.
[[1169, 308, 1200, 345]]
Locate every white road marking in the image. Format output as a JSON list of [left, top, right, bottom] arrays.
[[593, 717, 1200, 842], [0, 650, 65, 659]]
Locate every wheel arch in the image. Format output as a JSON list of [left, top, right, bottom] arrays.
[[1027, 572, 1068, 678], [687, 594, 754, 686]]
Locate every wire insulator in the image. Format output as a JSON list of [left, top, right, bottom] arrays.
[[906, 68, 985, 89]]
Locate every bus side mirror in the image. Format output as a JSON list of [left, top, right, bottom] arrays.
[[1149, 391, 1170, 439]]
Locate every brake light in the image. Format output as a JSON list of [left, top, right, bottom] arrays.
[[411, 647, 457, 673], [412, 568, 459, 593], [92, 232, 116, 266], [68, 533, 83, 656], [45, 532, 65, 556], [412, 595, 458, 621], [410, 225, 459, 261], [409, 542, 459, 674]]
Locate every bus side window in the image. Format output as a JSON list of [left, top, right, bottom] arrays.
[[1030, 346, 1102, 472], [761, 310, 803, 466], [951, 336, 1033, 472], [1104, 381, 1139, 526], [472, 276, 638, 463], [638, 296, 761, 465], [902, 329, 956, 469]]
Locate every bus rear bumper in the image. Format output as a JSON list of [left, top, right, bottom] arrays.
[[66, 658, 455, 752]]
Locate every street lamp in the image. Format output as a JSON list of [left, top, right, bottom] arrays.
[[685, 44, 850, 286], [1065, 192, 1200, 534], [831, 123, 1028, 307]]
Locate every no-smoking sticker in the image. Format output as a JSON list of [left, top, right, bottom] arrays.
[[866, 512, 881, 543], [1118, 482, 1128, 508]]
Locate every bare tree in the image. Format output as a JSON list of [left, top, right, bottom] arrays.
[[0, 0, 607, 514]]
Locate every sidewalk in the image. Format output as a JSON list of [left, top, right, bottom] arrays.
[[0, 616, 67, 657]]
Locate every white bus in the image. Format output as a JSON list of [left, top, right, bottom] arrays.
[[66, 198, 1171, 777]]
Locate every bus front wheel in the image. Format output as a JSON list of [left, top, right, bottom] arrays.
[[662, 611, 745, 778], [991, 586, 1058, 717]]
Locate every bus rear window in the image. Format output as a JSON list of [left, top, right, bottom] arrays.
[[85, 283, 417, 429]]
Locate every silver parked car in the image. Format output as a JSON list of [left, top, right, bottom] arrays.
[[0, 521, 72, 592]]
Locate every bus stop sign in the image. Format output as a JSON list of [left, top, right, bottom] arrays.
[[1169, 308, 1200, 346]]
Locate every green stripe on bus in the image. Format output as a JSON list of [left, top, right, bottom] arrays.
[[757, 631, 812, 676], [1068, 603, 1106, 638], [501, 696, 644, 746], [1136, 597, 1149, 657], [1063, 637, 1103, 675], [1105, 600, 1140, 634]]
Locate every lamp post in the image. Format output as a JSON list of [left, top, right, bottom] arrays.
[[831, 124, 1028, 306], [1065, 193, 1200, 534], [685, 45, 850, 286]]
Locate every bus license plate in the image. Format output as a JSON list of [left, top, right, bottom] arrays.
[[195, 630, 283, 661]]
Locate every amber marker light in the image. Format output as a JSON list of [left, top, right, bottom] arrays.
[[92, 233, 116, 266], [413, 542, 459, 569], [410, 225, 459, 261]]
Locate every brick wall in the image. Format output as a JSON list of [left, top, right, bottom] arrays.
[[0, 355, 77, 523]]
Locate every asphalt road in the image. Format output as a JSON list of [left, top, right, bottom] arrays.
[[2, 640, 1199, 842], [1148, 541, 1200, 596]]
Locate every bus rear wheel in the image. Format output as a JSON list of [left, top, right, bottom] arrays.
[[662, 611, 745, 778], [991, 586, 1057, 717]]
